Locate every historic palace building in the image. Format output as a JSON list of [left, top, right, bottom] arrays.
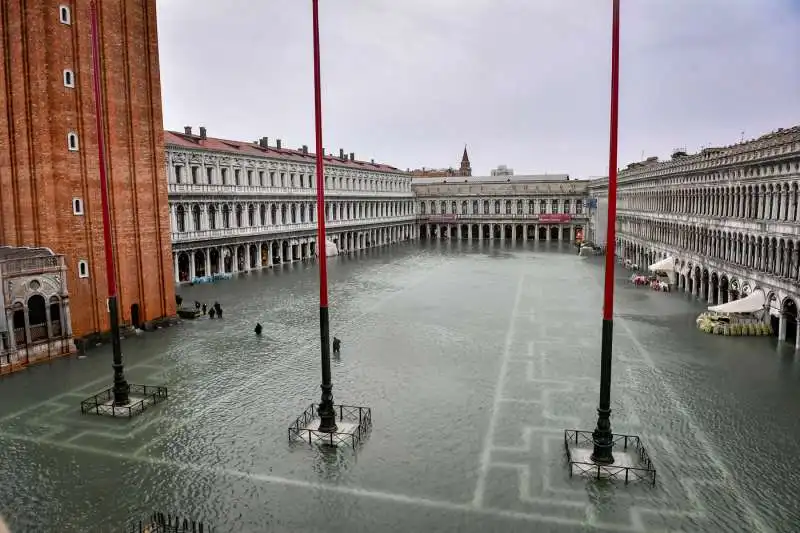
[[0, 1, 175, 367], [589, 125, 800, 348], [413, 175, 589, 242], [166, 129, 417, 283]]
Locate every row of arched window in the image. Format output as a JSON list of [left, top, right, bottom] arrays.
[[171, 200, 415, 233], [418, 198, 585, 216], [170, 161, 410, 192]]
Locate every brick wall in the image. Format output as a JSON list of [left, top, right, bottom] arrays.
[[0, 0, 176, 337]]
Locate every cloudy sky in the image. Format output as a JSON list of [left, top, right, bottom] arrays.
[[156, 0, 800, 178]]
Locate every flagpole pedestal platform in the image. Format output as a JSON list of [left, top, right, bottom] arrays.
[[80, 384, 168, 419], [564, 430, 656, 486], [288, 403, 372, 449]]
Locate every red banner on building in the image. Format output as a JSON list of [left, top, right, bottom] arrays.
[[538, 213, 572, 223]]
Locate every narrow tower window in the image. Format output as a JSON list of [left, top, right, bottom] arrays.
[[63, 69, 75, 88], [72, 197, 84, 215], [67, 132, 79, 151], [78, 260, 89, 278], [59, 5, 71, 25]]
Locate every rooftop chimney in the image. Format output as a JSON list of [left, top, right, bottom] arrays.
[[339, 148, 345, 159], [184, 126, 192, 135], [199, 126, 207, 140], [349, 152, 355, 161], [302, 145, 308, 154], [259, 137, 269, 149], [276, 139, 282, 150]]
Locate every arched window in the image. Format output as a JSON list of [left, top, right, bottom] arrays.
[[12, 304, 25, 346], [308, 203, 314, 223], [222, 205, 231, 228], [67, 131, 79, 151], [300, 204, 306, 223], [430, 201, 436, 214], [516, 200, 523, 214], [235, 204, 243, 227], [271, 204, 277, 225], [290, 204, 297, 224], [281, 204, 287, 224], [78, 260, 89, 278], [208, 205, 217, 229], [176, 205, 186, 232], [420, 203, 426, 215], [63, 69, 75, 88], [462, 201, 468, 214], [505, 200, 511, 214], [260, 204, 266, 226], [494, 201, 500, 214], [27, 295, 47, 342], [483, 200, 488, 214], [248, 204, 255, 226], [440, 201, 446, 214], [59, 5, 71, 24], [192, 205, 201, 230], [451, 201, 457, 214]]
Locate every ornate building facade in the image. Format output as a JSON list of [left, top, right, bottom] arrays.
[[414, 175, 589, 242], [0, 247, 73, 370], [166, 129, 417, 282], [588, 125, 800, 347], [0, 2, 175, 355]]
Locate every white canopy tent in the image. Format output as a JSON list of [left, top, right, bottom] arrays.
[[708, 289, 765, 314], [648, 256, 675, 273], [325, 239, 338, 257]]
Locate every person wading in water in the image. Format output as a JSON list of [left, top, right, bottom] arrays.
[[332, 337, 341, 355], [254, 323, 263, 336]]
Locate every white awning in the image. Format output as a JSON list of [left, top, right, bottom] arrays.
[[648, 256, 675, 273], [708, 289, 765, 314]]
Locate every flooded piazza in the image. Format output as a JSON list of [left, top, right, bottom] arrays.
[[0, 241, 798, 532]]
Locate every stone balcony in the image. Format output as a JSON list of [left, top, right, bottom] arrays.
[[171, 215, 416, 244], [418, 213, 589, 222], [617, 208, 800, 236], [168, 183, 413, 199]]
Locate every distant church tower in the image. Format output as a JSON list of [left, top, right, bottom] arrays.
[[459, 145, 472, 176]]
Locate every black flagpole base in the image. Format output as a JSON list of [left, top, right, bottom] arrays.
[[317, 305, 337, 433], [591, 318, 615, 464], [109, 295, 130, 406]]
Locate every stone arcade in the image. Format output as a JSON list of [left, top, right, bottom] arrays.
[[413, 175, 589, 243], [165, 129, 419, 283], [0, 247, 75, 371], [588, 125, 800, 347]]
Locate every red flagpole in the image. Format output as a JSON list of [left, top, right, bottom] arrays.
[[90, 1, 129, 405], [603, 0, 621, 320], [312, 0, 337, 433], [590, 0, 620, 464]]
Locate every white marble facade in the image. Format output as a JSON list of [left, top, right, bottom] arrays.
[[166, 138, 418, 283], [588, 125, 800, 347]]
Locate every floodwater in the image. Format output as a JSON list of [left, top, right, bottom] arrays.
[[0, 241, 798, 532]]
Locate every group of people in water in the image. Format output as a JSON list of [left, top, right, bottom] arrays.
[[193, 300, 224, 319], [189, 298, 342, 354]]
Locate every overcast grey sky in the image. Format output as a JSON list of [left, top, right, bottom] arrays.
[[155, 0, 800, 178]]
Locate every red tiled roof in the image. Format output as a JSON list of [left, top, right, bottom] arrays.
[[164, 130, 402, 175]]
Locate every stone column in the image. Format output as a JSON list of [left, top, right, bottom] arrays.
[[779, 313, 787, 342], [173, 253, 180, 283], [205, 248, 211, 276], [189, 251, 196, 280]]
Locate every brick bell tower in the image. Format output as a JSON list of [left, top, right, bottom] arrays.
[[0, 1, 176, 338]]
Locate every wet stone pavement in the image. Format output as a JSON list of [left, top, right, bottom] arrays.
[[0, 241, 798, 532]]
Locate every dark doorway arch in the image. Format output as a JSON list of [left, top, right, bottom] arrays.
[[131, 303, 141, 328], [783, 298, 798, 345], [27, 294, 47, 342]]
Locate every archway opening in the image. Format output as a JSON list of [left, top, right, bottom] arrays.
[[27, 294, 47, 342], [493, 225, 501, 239], [549, 226, 559, 240], [210, 249, 220, 275], [178, 253, 190, 282], [782, 298, 798, 344], [515, 225, 523, 241], [481, 224, 490, 239], [719, 276, 729, 304], [710, 273, 719, 305], [450, 225, 458, 239], [130, 303, 141, 328], [504, 225, 513, 240], [50, 297, 62, 336], [538, 226, 548, 240], [461, 224, 469, 239], [194, 250, 206, 277]]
